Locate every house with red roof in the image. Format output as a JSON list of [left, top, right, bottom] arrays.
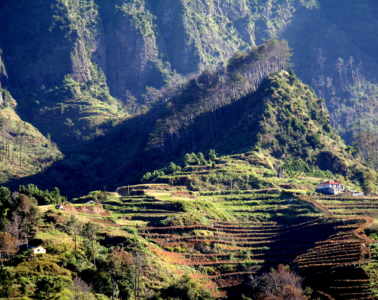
[[316, 180, 344, 195]]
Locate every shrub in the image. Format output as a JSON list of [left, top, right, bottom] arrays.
[[248, 265, 307, 300], [148, 276, 213, 300], [353, 169, 376, 194], [18, 185, 66, 205], [167, 162, 182, 174]]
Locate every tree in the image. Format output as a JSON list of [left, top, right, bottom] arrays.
[[108, 247, 135, 299], [35, 276, 69, 300], [167, 162, 181, 174], [64, 216, 82, 252], [148, 276, 213, 300], [18, 185, 66, 205], [248, 265, 307, 300], [72, 277, 94, 300], [197, 153, 207, 165], [2, 193, 38, 247], [13, 194, 38, 244], [0, 266, 12, 296], [208, 149, 217, 161], [81, 223, 99, 265], [184, 153, 196, 166], [0, 232, 18, 257]]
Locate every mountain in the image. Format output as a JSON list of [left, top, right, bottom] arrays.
[[13, 41, 375, 196], [282, 1, 378, 150], [0, 0, 128, 147], [3, 0, 378, 153], [1, 152, 376, 299]]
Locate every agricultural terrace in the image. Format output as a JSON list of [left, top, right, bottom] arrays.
[[69, 180, 376, 300]]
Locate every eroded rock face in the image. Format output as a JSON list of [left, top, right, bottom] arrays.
[[0, 0, 303, 146], [99, 1, 163, 100], [0, 0, 307, 105], [1, 0, 377, 149]]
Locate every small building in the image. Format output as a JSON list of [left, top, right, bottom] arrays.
[[32, 246, 46, 255], [351, 191, 364, 197], [316, 181, 344, 195], [56, 204, 64, 210]]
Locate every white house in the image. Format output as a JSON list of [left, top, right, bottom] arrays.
[[55, 204, 64, 210], [32, 246, 46, 255], [316, 181, 344, 195]]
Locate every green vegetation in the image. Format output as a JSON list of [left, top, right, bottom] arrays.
[[0, 0, 128, 147], [140, 70, 376, 195], [18, 184, 66, 205], [0, 94, 62, 182], [0, 2, 378, 299], [0, 143, 377, 299], [0, 186, 199, 299], [148, 276, 213, 300]]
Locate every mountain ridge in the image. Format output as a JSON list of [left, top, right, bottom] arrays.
[[9, 42, 375, 196]]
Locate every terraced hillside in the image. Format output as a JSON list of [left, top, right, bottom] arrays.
[[299, 194, 378, 299], [74, 178, 377, 299]]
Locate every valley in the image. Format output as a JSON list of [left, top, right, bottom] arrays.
[[0, 1, 377, 299]]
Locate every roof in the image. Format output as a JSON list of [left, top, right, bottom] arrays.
[[319, 181, 342, 185], [31, 245, 45, 249]]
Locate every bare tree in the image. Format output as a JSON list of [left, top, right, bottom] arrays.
[[249, 265, 307, 300], [72, 277, 92, 300]]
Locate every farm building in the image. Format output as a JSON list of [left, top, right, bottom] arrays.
[[316, 181, 344, 195], [31, 246, 46, 255]]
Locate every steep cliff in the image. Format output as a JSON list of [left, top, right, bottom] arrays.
[[283, 0, 378, 147], [0, 0, 127, 147], [0, 0, 314, 147]]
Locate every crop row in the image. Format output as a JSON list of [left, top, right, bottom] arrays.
[[295, 253, 362, 264], [141, 231, 281, 239], [324, 203, 378, 207], [153, 238, 276, 247], [297, 260, 365, 269], [150, 234, 281, 242], [297, 248, 362, 259], [184, 259, 264, 267]]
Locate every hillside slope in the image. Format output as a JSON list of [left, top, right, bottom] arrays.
[[14, 42, 376, 196], [0, 88, 62, 182], [0, 51, 62, 182]]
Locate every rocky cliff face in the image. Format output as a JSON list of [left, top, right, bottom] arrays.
[[0, 0, 377, 153], [0, 0, 314, 147]]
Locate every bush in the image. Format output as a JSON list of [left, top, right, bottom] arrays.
[[167, 162, 182, 174], [248, 265, 307, 300], [148, 276, 213, 300], [353, 169, 376, 194], [18, 185, 66, 205]]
